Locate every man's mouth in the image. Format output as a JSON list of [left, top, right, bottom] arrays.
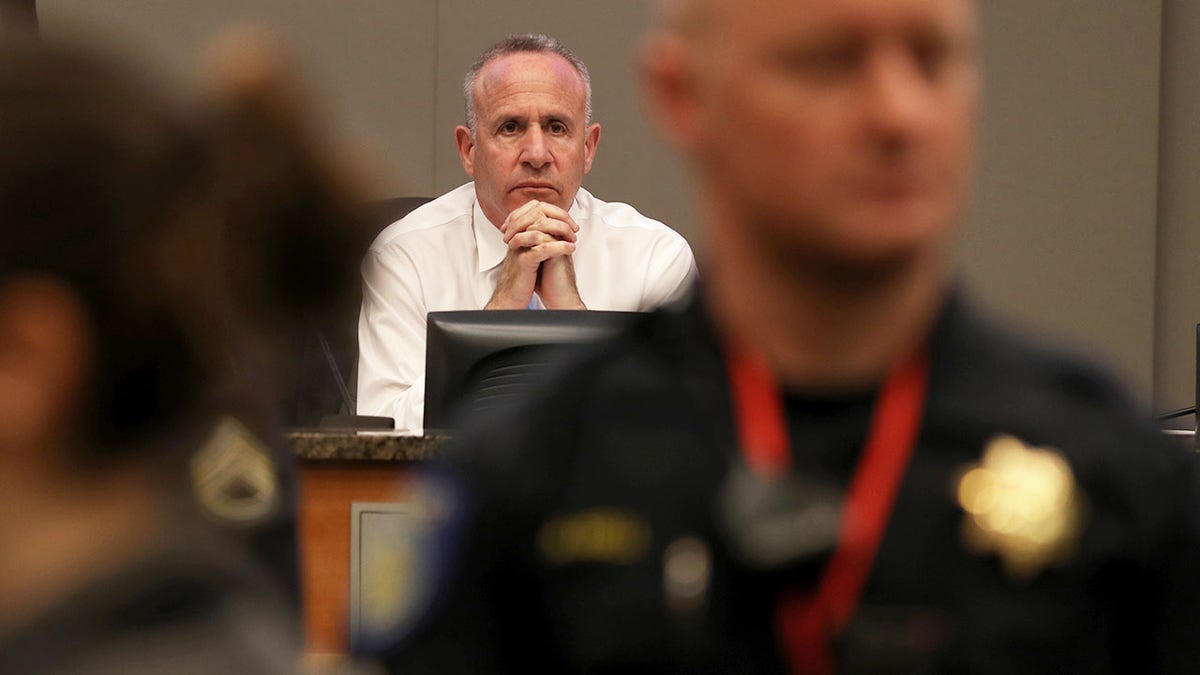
[[856, 171, 928, 201], [512, 182, 557, 192]]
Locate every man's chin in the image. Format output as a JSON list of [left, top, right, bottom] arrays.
[[779, 241, 933, 287], [757, 214, 947, 283], [509, 186, 564, 208]]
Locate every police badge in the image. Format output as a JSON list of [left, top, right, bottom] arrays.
[[956, 435, 1086, 580]]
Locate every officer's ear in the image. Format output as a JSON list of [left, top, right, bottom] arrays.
[[0, 278, 91, 457], [639, 32, 705, 155], [455, 125, 477, 178]]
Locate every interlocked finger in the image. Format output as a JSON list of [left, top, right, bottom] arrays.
[[508, 229, 557, 251]]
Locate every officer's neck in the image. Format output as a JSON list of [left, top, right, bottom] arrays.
[[705, 232, 946, 393]]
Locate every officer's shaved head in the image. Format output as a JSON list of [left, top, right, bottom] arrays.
[[654, 0, 710, 33], [642, 0, 980, 270]]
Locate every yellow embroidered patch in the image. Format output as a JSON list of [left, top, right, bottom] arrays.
[[190, 416, 278, 526], [537, 508, 653, 566]]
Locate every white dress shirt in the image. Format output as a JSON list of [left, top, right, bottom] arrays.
[[357, 182, 697, 433]]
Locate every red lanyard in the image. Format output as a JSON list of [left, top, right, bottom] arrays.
[[725, 342, 930, 675]]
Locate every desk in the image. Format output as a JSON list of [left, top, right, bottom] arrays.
[[291, 432, 447, 654]]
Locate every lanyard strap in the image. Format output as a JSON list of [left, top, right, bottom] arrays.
[[724, 343, 930, 675]]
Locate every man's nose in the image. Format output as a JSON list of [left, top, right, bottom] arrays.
[[520, 126, 552, 169], [862, 49, 936, 144]]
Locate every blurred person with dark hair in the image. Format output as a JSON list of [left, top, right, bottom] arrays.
[[381, 0, 1200, 673], [0, 36, 369, 674]]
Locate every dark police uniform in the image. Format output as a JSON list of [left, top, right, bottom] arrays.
[[0, 527, 300, 675], [380, 291, 1200, 674]]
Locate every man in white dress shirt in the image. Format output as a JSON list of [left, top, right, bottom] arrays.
[[357, 34, 697, 432]]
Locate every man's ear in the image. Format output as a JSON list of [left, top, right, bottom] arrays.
[[455, 126, 476, 177], [0, 279, 90, 453], [639, 32, 705, 153], [582, 123, 601, 174]]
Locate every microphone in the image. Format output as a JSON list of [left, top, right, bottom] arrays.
[[315, 328, 394, 431], [1155, 406, 1196, 422]]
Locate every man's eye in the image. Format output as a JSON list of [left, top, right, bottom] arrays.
[[548, 122, 568, 135], [777, 42, 863, 81], [804, 48, 860, 76], [499, 122, 520, 134], [912, 37, 952, 80]]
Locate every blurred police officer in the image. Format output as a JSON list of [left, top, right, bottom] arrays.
[[382, 0, 1200, 673]]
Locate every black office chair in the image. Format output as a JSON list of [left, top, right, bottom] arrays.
[[281, 196, 432, 428]]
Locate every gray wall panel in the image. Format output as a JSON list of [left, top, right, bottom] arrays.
[[1154, 0, 1200, 414], [960, 0, 1161, 395], [39, 0, 439, 198]]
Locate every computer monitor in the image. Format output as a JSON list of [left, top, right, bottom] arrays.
[[423, 310, 638, 433]]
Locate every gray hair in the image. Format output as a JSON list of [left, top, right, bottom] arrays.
[[462, 33, 592, 133]]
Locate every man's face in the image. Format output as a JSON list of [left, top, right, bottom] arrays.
[[671, 0, 979, 267], [456, 52, 600, 227]]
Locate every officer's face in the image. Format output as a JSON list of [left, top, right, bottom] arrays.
[[659, 0, 980, 268], [456, 52, 601, 228]]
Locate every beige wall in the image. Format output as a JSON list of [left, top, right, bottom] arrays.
[[39, 1, 1197, 411], [1154, 0, 1200, 419], [960, 1, 1162, 396], [40, 0, 441, 197]]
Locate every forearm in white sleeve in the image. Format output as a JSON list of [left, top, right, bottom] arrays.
[[356, 248, 429, 434]]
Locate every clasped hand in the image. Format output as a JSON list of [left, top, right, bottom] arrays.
[[485, 200, 586, 310]]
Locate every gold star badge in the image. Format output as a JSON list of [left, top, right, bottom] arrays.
[[956, 435, 1086, 580]]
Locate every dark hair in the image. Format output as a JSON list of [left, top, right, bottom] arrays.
[[0, 42, 368, 458]]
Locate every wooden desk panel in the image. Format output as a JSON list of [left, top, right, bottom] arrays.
[[297, 461, 411, 654]]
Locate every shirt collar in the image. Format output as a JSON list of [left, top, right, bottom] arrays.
[[471, 185, 590, 273], [472, 193, 507, 273]]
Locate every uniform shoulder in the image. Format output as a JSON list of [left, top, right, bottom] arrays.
[[934, 298, 1198, 557], [940, 297, 1181, 475], [956, 305, 1136, 417]]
